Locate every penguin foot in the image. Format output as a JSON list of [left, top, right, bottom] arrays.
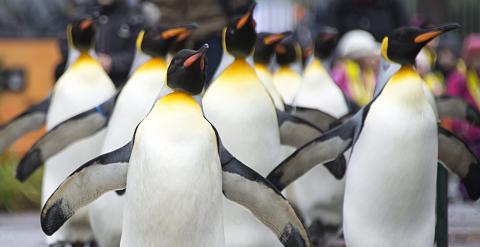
[[308, 219, 342, 247], [308, 220, 326, 247]]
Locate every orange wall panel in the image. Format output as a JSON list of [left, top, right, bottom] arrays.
[[0, 39, 60, 154]]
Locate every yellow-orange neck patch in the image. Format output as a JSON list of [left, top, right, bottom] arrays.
[[71, 52, 98, 69], [254, 63, 269, 72], [136, 58, 167, 73], [390, 64, 419, 83], [156, 91, 200, 110]]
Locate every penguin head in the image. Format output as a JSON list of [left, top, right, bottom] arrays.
[[275, 37, 302, 66], [139, 24, 197, 58], [224, 3, 257, 58], [381, 23, 460, 65], [313, 26, 338, 59], [254, 31, 291, 65], [166, 44, 208, 95], [170, 25, 198, 55], [69, 18, 96, 51]]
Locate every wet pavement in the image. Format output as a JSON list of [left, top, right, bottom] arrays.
[[0, 202, 479, 247]]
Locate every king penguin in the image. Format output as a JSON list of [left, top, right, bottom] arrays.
[[342, 24, 460, 246], [253, 32, 290, 110], [11, 24, 195, 247], [0, 19, 100, 155], [39, 46, 310, 247], [294, 27, 349, 117], [88, 24, 195, 247], [272, 37, 303, 105], [267, 23, 467, 246], [287, 27, 350, 243], [14, 25, 196, 181], [202, 4, 307, 246], [42, 18, 117, 246]]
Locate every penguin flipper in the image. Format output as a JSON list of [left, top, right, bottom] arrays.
[[16, 93, 119, 182], [41, 141, 132, 236], [436, 96, 480, 126], [267, 116, 360, 191], [276, 109, 323, 147], [219, 145, 311, 247], [438, 127, 480, 200], [0, 95, 50, 154], [284, 105, 339, 131]]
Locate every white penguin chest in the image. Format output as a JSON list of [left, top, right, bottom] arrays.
[[101, 69, 165, 153], [272, 67, 302, 105], [121, 106, 224, 247], [47, 64, 116, 128], [343, 76, 438, 246], [294, 62, 349, 117], [203, 63, 281, 176]]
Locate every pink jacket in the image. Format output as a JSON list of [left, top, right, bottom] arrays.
[[445, 70, 480, 156]]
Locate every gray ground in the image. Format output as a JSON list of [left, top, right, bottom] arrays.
[[0, 212, 45, 247], [0, 202, 479, 247]]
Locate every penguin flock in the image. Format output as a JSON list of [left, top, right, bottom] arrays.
[[1, 2, 480, 247]]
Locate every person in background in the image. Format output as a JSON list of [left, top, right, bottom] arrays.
[[325, 0, 409, 41], [92, 0, 144, 87], [417, 46, 446, 96], [435, 33, 463, 83], [417, 33, 463, 97], [332, 29, 380, 108], [144, 0, 252, 85], [445, 34, 480, 158], [55, 0, 143, 87]]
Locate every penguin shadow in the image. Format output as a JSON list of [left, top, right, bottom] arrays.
[[48, 240, 98, 247]]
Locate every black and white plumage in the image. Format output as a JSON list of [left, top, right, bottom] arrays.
[[268, 23, 480, 246], [16, 92, 118, 181], [41, 46, 310, 247]]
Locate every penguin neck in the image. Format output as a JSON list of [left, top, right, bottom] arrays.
[[135, 57, 167, 73], [215, 58, 259, 86], [308, 58, 327, 72], [230, 58, 253, 70], [254, 63, 269, 73], [155, 91, 201, 112], [389, 64, 420, 84], [70, 51, 98, 69], [382, 64, 426, 103], [312, 57, 322, 64], [277, 65, 296, 75]]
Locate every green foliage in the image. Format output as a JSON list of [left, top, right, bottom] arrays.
[[0, 152, 42, 212]]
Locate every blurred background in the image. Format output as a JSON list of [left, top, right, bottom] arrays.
[[0, 0, 479, 246]]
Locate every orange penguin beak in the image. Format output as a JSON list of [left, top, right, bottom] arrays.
[[80, 19, 94, 30], [414, 23, 461, 43], [236, 3, 257, 29], [184, 44, 209, 70]]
